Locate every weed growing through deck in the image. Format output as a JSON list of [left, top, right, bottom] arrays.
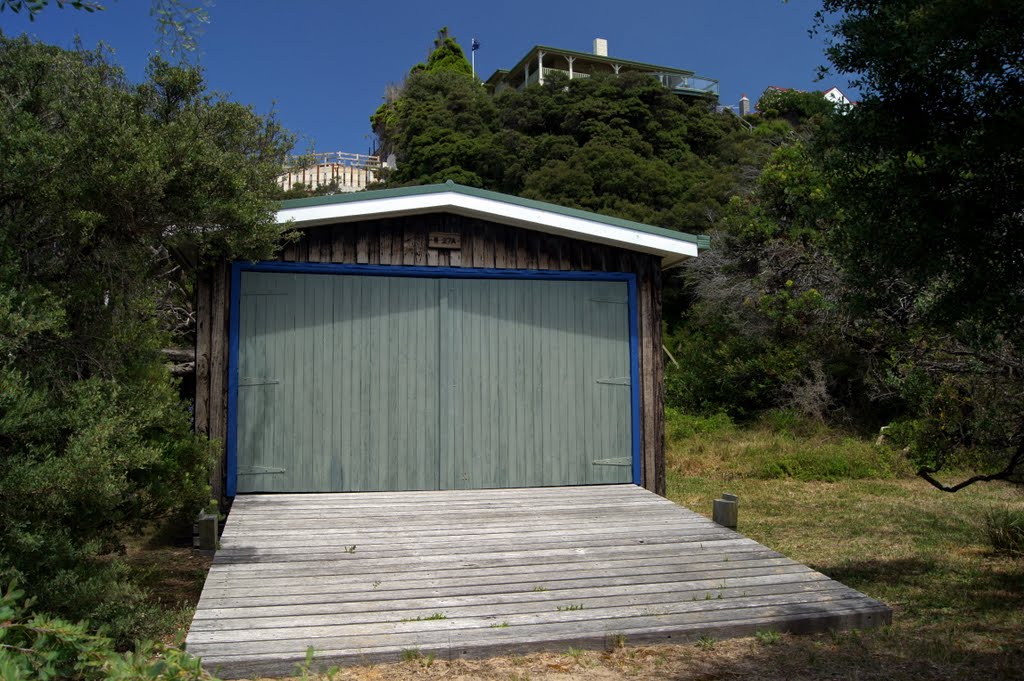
[[294, 646, 333, 680], [566, 646, 592, 666], [756, 629, 782, 645], [343, 545, 356, 554], [490, 621, 510, 628], [556, 604, 584, 611], [608, 633, 627, 649], [532, 585, 548, 592], [292, 647, 315, 675], [695, 635, 716, 650], [400, 613, 447, 622]]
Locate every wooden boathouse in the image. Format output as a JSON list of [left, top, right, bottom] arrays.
[[186, 183, 891, 677], [194, 181, 707, 501]]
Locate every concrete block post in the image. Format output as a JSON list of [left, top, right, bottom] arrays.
[[195, 512, 218, 552], [713, 493, 738, 529]]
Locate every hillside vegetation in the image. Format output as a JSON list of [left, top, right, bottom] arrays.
[[362, 15, 1024, 495]]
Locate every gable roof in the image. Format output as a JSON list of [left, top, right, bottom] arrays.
[[277, 182, 708, 268]]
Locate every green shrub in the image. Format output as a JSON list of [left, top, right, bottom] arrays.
[[756, 409, 832, 439], [752, 439, 904, 482], [665, 408, 734, 442], [0, 35, 283, 640], [0, 582, 218, 680], [0, 371, 213, 648], [985, 508, 1024, 557]]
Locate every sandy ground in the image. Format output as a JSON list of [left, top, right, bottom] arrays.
[[251, 628, 1023, 681]]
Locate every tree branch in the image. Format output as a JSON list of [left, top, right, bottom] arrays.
[[917, 441, 1024, 492]]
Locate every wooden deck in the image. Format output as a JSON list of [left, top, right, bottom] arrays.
[[186, 485, 891, 678]]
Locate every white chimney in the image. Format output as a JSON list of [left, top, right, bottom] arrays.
[[593, 38, 608, 57], [739, 94, 750, 116]]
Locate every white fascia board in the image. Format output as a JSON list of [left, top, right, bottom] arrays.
[[276, 192, 699, 264]]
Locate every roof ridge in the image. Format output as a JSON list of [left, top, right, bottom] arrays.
[[279, 183, 708, 251]]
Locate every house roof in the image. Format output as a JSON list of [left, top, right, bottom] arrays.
[[498, 45, 697, 81], [278, 182, 708, 268]]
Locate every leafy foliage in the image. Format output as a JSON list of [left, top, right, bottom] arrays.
[[817, 0, 1024, 489], [410, 27, 472, 76], [0, 582, 218, 680], [756, 87, 837, 124], [368, 28, 474, 164], [0, 0, 102, 17], [0, 34, 290, 640], [383, 67, 749, 235]]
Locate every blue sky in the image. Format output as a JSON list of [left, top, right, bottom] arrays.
[[1, 0, 847, 156]]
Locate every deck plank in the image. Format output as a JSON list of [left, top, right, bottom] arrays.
[[186, 485, 890, 678]]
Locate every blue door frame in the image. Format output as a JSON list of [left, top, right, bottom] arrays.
[[226, 261, 642, 496]]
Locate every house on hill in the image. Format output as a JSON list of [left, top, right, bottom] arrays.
[[484, 38, 719, 101]]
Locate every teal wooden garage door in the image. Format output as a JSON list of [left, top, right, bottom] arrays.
[[235, 272, 632, 493]]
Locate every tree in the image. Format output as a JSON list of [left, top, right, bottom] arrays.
[[369, 28, 475, 163], [379, 67, 747, 232], [817, 0, 1024, 490], [0, 0, 102, 16], [0, 35, 291, 642], [387, 68, 497, 187], [663, 100, 860, 421], [411, 26, 472, 76], [0, 1, 211, 59]]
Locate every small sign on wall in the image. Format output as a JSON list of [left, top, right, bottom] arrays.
[[429, 232, 461, 249]]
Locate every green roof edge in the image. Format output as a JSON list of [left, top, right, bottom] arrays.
[[279, 182, 710, 250], [484, 45, 719, 90]]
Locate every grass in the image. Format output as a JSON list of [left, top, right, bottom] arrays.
[[663, 414, 1024, 679], [665, 409, 914, 482], [985, 507, 1024, 556]]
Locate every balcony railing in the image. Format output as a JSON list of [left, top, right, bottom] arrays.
[[284, 151, 381, 171], [524, 65, 718, 98], [654, 72, 720, 97], [542, 67, 591, 81], [278, 152, 383, 193]]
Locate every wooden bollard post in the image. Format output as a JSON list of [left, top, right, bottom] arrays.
[[713, 493, 738, 529]]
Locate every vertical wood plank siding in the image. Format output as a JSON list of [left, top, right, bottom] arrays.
[[196, 214, 666, 498]]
